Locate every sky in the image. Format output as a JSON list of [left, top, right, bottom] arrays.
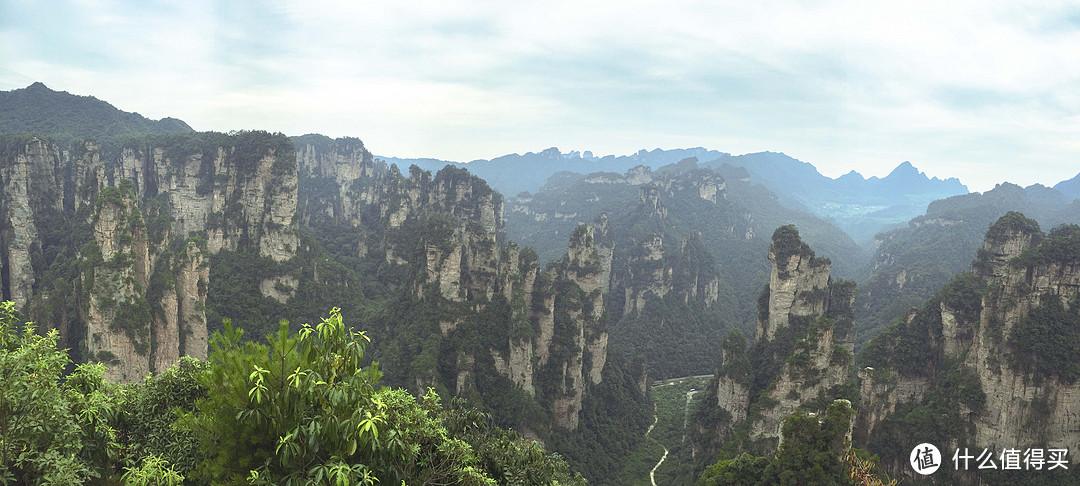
[[2, 0, 1079, 192]]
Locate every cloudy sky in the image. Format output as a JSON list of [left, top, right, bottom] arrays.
[[2, 0, 1079, 191]]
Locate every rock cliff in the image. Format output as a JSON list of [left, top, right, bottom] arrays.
[[0, 132, 296, 381], [1, 130, 638, 445], [292, 134, 616, 431], [854, 211, 1080, 479], [694, 225, 856, 455]]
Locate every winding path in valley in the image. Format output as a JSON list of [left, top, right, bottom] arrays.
[[646, 375, 712, 486], [645, 403, 666, 486]]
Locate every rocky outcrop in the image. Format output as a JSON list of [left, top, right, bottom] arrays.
[[1, 143, 44, 308], [696, 225, 856, 454], [0, 132, 302, 381], [966, 217, 1080, 451], [83, 185, 152, 382], [853, 212, 1080, 479], [175, 241, 209, 360], [757, 225, 832, 341], [549, 222, 614, 429], [294, 136, 617, 431]]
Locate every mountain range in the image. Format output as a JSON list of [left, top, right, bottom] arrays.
[[4, 81, 1080, 484]]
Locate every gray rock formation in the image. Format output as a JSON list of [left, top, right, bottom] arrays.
[[696, 224, 856, 454], [294, 135, 617, 431], [852, 212, 1080, 479]]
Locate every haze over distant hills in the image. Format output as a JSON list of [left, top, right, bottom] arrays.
[[1055, 172, 1080, 201], [380, 147, 729, 197], [3, 81, 1077, 247], [388, 148, 971, 242], [702, 153, 969, 242]]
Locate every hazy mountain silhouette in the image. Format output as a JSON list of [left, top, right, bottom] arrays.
[[1054, 172, 1080, 201], [701, 153, 969, 242]]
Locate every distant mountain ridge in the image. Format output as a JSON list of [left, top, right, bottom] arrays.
[[380, 147, 729, 198], [701, 153, 969, 242], [383, 148, 972, 243], [0, 82, 192, 140], [1055, 172, 1080, 201]]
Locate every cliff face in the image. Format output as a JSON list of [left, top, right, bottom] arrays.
[[293, 135, 614, 431], [615, 186, 721, 319], [114, 134, 299, 263], [548, 222, 613, 429], [695, 225, 856, 454], [0, 139, 102, 310], [757, 233, 833, 341], [0, 132, 296, 381], [854, 212, 1080, 479], [83, 186, 152, 382], [1, 131, 632, 439]]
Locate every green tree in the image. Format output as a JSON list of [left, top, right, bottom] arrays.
[[698, 400, 863, 486], [0, 301, 121, 484], [179, 308, 496, 485], [120, 454, 185, 486], [114, 356, 208, 477]]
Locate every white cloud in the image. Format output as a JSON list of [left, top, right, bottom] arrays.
[[2, 0, 1080, 190]]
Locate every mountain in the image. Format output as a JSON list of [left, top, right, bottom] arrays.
[[0, 131, 298, 381], [854, 182, 1080, 347], [505, 159, 868, 365], [380, 147, 729, 198], [0, 130, 652, 483], [701, 153, 969, 242], [0, 82, 193, 140], [692, 225, 857, 457], [386, 146, 971, 246], [1055, 172, 1080, 201], [855, 213, 1080, 482]]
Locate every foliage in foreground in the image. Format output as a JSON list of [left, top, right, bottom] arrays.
[[0, 303, 585, 485], [697, 400, 894, 486]]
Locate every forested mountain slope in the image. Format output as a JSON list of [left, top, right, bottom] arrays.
[[856, 212, 1080, 483], [0, 82, 192, 140], [508, 159, 866, 354], [855, 182, 1080, 346]]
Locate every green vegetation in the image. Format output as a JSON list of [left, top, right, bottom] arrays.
[[0, 301, 118, 484], [0, 303, 587, 485], [647, 376, 712, 485], [1011, 224, 1080, 268], [769, 225, 822, 272], [984, 210, 1042, 245], [0, 82, 193, 141], [1007, 295, 1080, 383], [697, 400, 890, 486]]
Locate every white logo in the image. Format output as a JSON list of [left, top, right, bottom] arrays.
[[911, 443, 941, 475]]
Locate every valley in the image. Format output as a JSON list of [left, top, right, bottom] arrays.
[[2, 82, 1080, 484]]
